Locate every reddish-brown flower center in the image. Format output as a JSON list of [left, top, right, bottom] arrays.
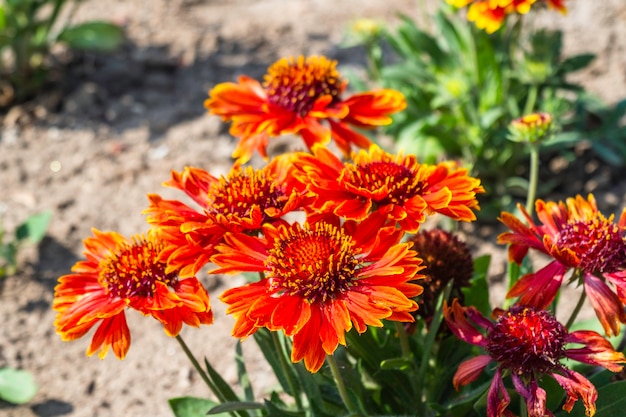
[[98, 236, 178, 299], [344, 160, 424, 205], [487, 306, 567, 375], [266, 222, 360, 304], [555, 218, 626, 273], [263, 56, 342, 117], [207, 167, 287, 222]]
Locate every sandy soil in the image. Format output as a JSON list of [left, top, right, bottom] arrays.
[[1, 1, 626, 416]]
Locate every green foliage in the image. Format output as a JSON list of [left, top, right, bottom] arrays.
[[0, 210, 51, 278], [356, 6, 598, 213], [0, 0, 124, 104], [0, 367, 38, 404]]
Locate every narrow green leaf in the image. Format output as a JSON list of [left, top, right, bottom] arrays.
[[169, 396, 224, 417], [203, 358, 242, 404], [57, 21, 124, 52], [235, 342, 255, 402], [208, 401, 264, 414], [0, 368, 38, 404], [379, 357, 412, 371], [253, 329, 297, 396], [15, 210, 51, 243]]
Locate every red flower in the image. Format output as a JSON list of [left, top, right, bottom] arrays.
[[293, 144, 484, 233], [53, 229, 213, 359], [499, 194, 626, 336], [205, 55, 406, 165], [211, 214, 424, 372], [144, 155, 308, 277], [444, 299, 625, 417]]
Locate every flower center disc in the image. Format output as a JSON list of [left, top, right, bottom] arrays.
[[266, 222, 359, 303], [98, 237, 177, 298], [487, 306, 566, 374], [556, 218, 626, 274], [264, 56, 342, 116], [345, 160, 421, 204], [208, 167, 286, 220]]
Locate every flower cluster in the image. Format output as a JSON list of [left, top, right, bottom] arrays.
[[54, 54, 484, 374], [446, 0, 568, 33], [53, 50, 626, 417]]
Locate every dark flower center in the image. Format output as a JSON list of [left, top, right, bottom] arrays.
[[98, 236, 178, 298], [555, 218, 626, 274], [207, 166, 287, 222], [344, 160, 425, 205], [266, 222, 359, 304], [264, 56, 342, 117], [487, 306, 567, 375], [408, 229, 473, 320]]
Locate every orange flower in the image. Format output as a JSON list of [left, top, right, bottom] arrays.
[[145, 155, 308, 277], [448, 0, 538, 33], [205, 55, 406, 165], [445, 300, 625, 417], [212, 214, 424, 372], [544, 0, 567, 13], [53, 229, 213, 359], [294, 144, 484, 233], [499, 194, 626, 336]]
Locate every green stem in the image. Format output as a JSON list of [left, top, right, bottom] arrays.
[[326, 354, 358, 415], [270, 331, 303, 411], [416, 282, 453, 415], [523, 84, 539, 116], [395, 321, 411, 359], [565, 291, 587, 330], [175, 334, 224, 402], [524, 143, 540, 216]]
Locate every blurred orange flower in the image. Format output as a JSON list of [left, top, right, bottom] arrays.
[[212, 215, 424, 372], [294, 144, 484, 233], [53, 229, 213, 359], [499, 194, 626, 336], [205, 55, 406, 165]]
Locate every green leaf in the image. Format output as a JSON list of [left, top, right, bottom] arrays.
[[57, 21, 124, 52], [0, 368, 38, 404], [555, 380, 626, 417], [462, 255, 491, 317], [559, 53, 595, 74], [203, 358, 242, 404], [15, 210, 51, 243], [235, 342, 254, 402], [169, 397, 224, 417], [253, 329, 299, 396], [379, 356, 412, 371], [208, 401, 264, 415]]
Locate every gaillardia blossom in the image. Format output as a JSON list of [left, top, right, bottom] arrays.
[[145, 155, 308, 277], [294, 144, 484, 233], [445, 299, 625, 417], [211, 214, 424, 372], [205, 55, 406, 165], [407, 229, 473, 322], [499, 194, 626, 336], [53, 229, 213, 359], [447, 0, 566, 33]]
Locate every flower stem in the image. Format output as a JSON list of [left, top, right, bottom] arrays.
[[270, 331, 303, 411], [525, 143, 540, 216], [326, 354, 358, 415], [395, 321, 411, 359], [523, 84, 539, 116], [565, 291, 587, 330]]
